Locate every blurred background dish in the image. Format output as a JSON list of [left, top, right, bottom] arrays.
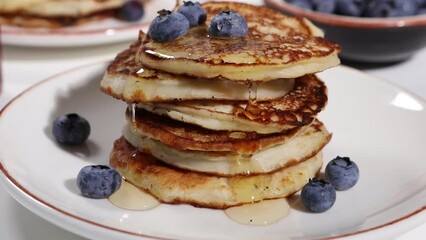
[[264, 0, 426, 63], [0, 0, 176, 47]]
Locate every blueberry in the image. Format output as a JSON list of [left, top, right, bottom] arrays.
[[52, 113, 90, 145], [336, 0, 368, 17], [414, 0, 426, 7], [177, 1, 207, 27], [418, 0, 426, 14], [77, 165, 122, 199], [325, 156, 359, 190], [418, 8, 426, 14], [312, 0, 337, 14], [301, 178, 336, 213], [287, 0, 313, 10], [209, 11, 248, 38], [365, 0, 417, 17], [148, 10, 189, 42], [116, 0, 144, 22]]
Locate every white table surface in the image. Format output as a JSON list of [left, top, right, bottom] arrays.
[[0, 2, 425, 239]]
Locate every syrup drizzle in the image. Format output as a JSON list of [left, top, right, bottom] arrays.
[[248, 83, 258, 104], [129, 103, 137, 123], [231, 153, 253, 175], [229, 176, 263, 203], [245, 83, 260, 116]]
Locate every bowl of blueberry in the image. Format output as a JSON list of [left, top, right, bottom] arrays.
[[264, 0, 426, 63]]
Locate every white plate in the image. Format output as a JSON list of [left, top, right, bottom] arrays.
[[0, 63, 425, 240], [0, 1, 176, 47]]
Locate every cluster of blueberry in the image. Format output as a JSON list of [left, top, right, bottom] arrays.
[[52, 113, 122, 198], [149, 1, 248, 42], [286, 0, 426, 17], [116, 0, 145, 22], [301, 156, 359, 212]]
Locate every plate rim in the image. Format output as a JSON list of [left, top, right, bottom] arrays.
[[0, 18, 149, 48], [1, 21, 148, 36], [0, 62, 425, 240]]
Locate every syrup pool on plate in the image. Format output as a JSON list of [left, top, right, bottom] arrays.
[[109, 179, 290, 225], [225, 199, 290, 226], [109, 180, 159, 210]]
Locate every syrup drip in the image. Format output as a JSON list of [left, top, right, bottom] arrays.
[[229, 176, 262, 203], [129, 103, 137, 123], [225, 199, 290, 226], [231, 153, 253, 175], [245, 83, 260, 116], [248, 83, 258, 104]]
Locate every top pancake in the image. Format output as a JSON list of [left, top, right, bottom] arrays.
[[101, 36, 295, 103], [137, 1, 341, 82]]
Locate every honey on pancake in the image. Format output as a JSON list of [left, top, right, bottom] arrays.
[[231, 153, 253, 175], [129, 103, 137, 123], [229, 175, 270, 203], [244, 82, 261, 117], [248, 83, 258, 103]]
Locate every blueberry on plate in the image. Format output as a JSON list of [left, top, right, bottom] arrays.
[[116, 0, 144, 22], [148, 9, 189, 42], [287, 0, 313, 10], [177, 1, 207, 27], [52, 113, 90, 145], [325, 156, 359, 190], [301, 178, 336, 213], [77, 165, 122, 199], [209, 11, 248, 38], [312, 0, 337, 14], [365, 0, 417, 17], [336, 0, 368, 17]]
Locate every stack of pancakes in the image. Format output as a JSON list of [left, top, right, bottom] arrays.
[[0, 0, 139, 28], [101, 1, 341, 209]]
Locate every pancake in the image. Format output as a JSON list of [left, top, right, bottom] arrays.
[[0, 0, 138, 28], [126, 107, 305, 154], [136, 73, 327, 133], [0, 12, 112, 28], [101, 36, 295, 103], [137, 1, 341, 82], [110, 137, 323, 209], [123, 119, 331, 175]]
